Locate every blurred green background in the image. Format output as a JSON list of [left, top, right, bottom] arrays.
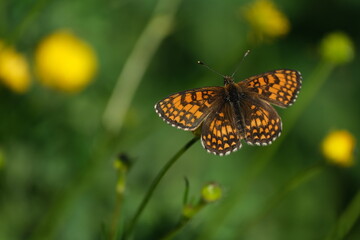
[[0, 0, 360, 239]]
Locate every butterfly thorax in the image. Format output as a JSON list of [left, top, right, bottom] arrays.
[[223, 75, 235, 85], [224, 80, 247, 103], [223, 75, 249, 102]]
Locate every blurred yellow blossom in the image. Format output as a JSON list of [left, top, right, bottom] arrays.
[[322, 130, 356, 167], [320, 31, 355, 65], [0, 41, 31, 93], [243, 0, 290, 42], [35, 30, 98, 92]]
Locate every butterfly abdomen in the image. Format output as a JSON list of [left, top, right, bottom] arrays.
[[224, 83, 247, 133]]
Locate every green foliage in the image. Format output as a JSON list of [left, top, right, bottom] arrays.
[[1, 0, 360, 240]]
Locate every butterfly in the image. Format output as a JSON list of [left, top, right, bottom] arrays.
[[155, 69, 302, 156]]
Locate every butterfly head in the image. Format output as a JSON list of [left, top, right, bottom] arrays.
[[223, 75, 235, 86]]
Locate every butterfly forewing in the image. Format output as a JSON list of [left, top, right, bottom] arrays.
[[201, 103, 242, 156], [155, 87, 224, 131], [241, 69, 302, 108]]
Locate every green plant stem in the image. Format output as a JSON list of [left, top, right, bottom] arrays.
[[239, 161, 325, 236], [123, 136, 199, 240], [102, 0, 182, 134], [197, 61, 336, 240], [109, 155, 130, 240], [183, 177, 190, 206], [161, 219, 190, 240], [161, 201, 207, 240], [325, 188, 360, 240], [109, 192, 125, 240], [159, 178, 192, 240], [160, 216, 193, 240]]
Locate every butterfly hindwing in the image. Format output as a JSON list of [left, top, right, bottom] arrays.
[[155, 87, 224, 131], [201, 103, 242, 156], [241, 97, 282, 146]]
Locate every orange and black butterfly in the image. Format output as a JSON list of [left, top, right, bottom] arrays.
[[155, 69, 302, 156]]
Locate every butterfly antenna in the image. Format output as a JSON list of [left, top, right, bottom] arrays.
[[197, 60, 225, 78], [231, 50, 250, 78]]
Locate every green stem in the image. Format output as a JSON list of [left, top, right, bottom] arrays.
[[160, 217, 191, 240], [102, 0, 182, 134], [123, 136, 199, 240], [325, 189, 360, 240], [161, 202, 206, 240], [109, 193, 125, 240], [109, 157, 129, 240]]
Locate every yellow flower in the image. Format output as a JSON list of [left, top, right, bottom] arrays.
[[35, 30, 98, 93], [243, 0, 290, 42], [322, 130, 356, 167], [320, 32, 355, 65], [0, 41, 31, 93]]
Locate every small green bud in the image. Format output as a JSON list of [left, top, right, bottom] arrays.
[[182, 204, 199, 219], [320, 31, 355, 65], [113, 153, 132, 194], [201, 182, 222, 203], [114, 153, 132, 171]]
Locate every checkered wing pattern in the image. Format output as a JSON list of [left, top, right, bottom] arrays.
[[201, 103, 241, 156], [241, 69, 302, 108], [155, 67, 302, 156], [242, 98, 282, 146], [155, 87, 224, 131]]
